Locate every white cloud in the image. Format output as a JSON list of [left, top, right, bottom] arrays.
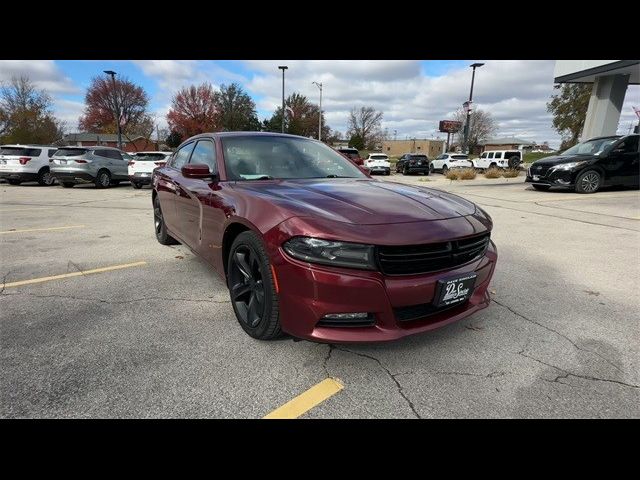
[[0, 60, 79, 94], [242, 60, 640, 148]]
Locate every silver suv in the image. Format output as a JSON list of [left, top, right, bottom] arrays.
[[0, 145, 58, 185], [50, 146, 130, 188]]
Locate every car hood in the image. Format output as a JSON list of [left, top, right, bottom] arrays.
[[532, 154, 595, 166], [233, 178, 477, 225]]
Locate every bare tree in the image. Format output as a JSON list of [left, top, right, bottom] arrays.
[[453, 108, 497, 153], [347, 106, 384, 149]]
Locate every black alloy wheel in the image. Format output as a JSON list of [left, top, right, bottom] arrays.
[[228, 231, 281, 340], [95, 170, 111, 189], [575, 170, 601, 194]]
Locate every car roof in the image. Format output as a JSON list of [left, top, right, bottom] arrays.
[[58, 145, 121, 150]]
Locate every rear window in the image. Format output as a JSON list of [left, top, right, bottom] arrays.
[[451, 155, 468, 160], [338, 148, 359, 155], [54, 148, 87, 157], [370, 155, 388, 160], [134, 153, 169, 160], [0, 147, 41, 156], [410, 155, 428, 159]]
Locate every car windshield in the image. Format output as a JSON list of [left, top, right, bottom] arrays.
[[221, 136, 367, 181], [562, 138, 619, 156]]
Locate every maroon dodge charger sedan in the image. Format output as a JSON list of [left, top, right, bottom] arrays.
[[152, 132, 497, 342]]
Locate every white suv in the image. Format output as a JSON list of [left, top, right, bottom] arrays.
[[472, 150, 522, 170], [364, 153, 391, 175], [128, 151, 173, 189], [0, 145, 58, 185], [430, 153, 473, 173]]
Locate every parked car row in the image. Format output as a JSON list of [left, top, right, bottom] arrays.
[[0, 144, 173, 189]]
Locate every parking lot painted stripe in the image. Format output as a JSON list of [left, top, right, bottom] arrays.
[[0, 225, 85, 235], [0, 261, 147, 289], [263, 378, 344, 419]]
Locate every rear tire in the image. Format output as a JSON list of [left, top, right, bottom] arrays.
[[402, 165, 409, 176], [532, 184, 550, 191], [442, 165, 449, 174], [575, 170, 601, 194], [508, 156, 520, 169], [37, 168, 55, 186], [227, 231, 282, 340], [153, 195, 179, 245], [61, 182, 74, 188], [132, 182, 142, 189], [7, 179, 21, 185], [95, 170, 111, 189]]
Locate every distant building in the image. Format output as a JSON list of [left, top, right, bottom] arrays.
[[57, 133, 157, 152], [478, 137, 535, 154], [381, 139, 445, 157]]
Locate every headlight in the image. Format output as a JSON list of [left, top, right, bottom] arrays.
[[283, 236, 376, 270], [552, 161, 588, 171]]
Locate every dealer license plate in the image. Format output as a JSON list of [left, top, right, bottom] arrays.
[[434, 273, 477, 308]]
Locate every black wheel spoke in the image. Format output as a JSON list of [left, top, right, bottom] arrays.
[[247, 293, 258, 326], [231, 282, 252, 301], [234, 251, 252, 280]]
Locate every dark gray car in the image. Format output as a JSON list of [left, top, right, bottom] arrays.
[[50, 146, 130, 188]]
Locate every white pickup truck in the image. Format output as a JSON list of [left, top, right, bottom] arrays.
[[364, 153, 391, 175]]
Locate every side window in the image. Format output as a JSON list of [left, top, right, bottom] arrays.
[[172, 143, 195, 169], [488, 152, 495, 159], [47, 149, 57, 158], [494, 152, 502, 159], [481, 152, 487, 159], [189, 140, 217, 173], [110, 150, 123, 160], [93, 149, 108, 158], [619, 136, 639, 153]]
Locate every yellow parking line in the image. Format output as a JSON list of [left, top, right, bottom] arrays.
[[0, 225, 85, 235], [0, 261, 147, 289], [264, 378, 344, 419]]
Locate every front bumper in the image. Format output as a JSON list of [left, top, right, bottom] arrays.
[[525, 166, 575, 187], [271, 241, 497, 342]]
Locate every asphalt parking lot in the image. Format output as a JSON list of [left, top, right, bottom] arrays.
[[1, 174, 639, 418]]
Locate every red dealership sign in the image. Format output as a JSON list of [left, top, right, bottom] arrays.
[[439, 120, 462, 133]]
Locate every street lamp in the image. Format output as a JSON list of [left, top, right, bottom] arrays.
[[312, 81, 323, 141], [103, 70, 122, 150], [463, 62, 484, 154], [278, 66, 288, 133]]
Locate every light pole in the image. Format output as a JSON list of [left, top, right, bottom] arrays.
[[278, 66, 288, 133], [103, 70, 122, 150], [463, 62, 484, 154], [312, 81, 323, 141]]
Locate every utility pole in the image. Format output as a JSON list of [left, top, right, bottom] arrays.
[[278, 66, 288, 133], [312, 81, 323, 141], [103, 70, 122, 149], [463, 62, 484, 154]]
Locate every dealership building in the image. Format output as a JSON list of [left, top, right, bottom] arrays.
[[381, 139, 445, 157], [554, 60, 639, 139]]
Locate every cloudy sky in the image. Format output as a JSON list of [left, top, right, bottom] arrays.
[[1, 60, 638, 148]]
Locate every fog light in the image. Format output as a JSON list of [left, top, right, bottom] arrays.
[[322, 312, 369, 320]]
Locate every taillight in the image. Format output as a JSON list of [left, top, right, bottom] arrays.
[[128, 161, 135, 166], [75, 160, 88, 164], [19, 157, 31, 165]]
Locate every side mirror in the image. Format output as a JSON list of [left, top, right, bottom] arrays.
[[182, 164, 216, 180]]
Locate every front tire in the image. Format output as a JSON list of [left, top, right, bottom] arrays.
[[95, 170, 111, 189], [402, 165, 410, 176], [132, 182, 142, 189], [429, 164, 435, 174], [442, 165, 449, 174], [575, 170, 601, 194], [228, 231, 281, 340], [153, 195, 178, 245]]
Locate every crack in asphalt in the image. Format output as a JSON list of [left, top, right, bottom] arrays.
[[1, 292, 230, 305], [0, 270, 13, 296], [329, 345, 421, 419], [491, 298, 624, 373], [516, 350, 639, 390]]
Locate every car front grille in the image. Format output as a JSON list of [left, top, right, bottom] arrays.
[[531, 164, 552, 177], [376, 233, 490, 275], [316, 316, 376, 328], [394, 301, 463, 322]]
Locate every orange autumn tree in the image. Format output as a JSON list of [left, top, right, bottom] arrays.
[[166, 83, 219, 139]]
